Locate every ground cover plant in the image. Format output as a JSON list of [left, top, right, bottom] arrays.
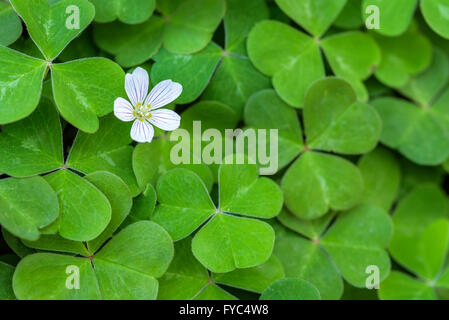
[[1, 0, 449, 300]]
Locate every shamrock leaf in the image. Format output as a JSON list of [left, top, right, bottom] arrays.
[[274, 204, 393, 299], [157, 0, 225, 54], [0, 176, 59, 241], [212, 255, 285, 294], [0, 1, 22, 46], [158, 237, 236, 300], [44, 169, 111, 241], [0, 46, 46, 124], [0, 97, 63, 177], [389, 184, 449, 278], [421, 0, 449, 39], [89, 0, 156, 24], [334, 0, 363, 29], [153, 165, 282, 273], [151, 43, 223, 104], [51, 58, 125, 133], [248, 20, 379, 107], [260, 278, 321, 300], [122, 184, 157, 228], [357, 147, 401, 211], [362, 0, 418, 36], [93, 16, 164, 67], [66, 114, 140, 196], [380, 219, 449, 300], [10, 0, 95, 61], [13, 221, 174, 299], [275, 0, 347, 37], [281, 78, 380, 220], [373, 25, 433, 88], [373, 49, 449, 165]]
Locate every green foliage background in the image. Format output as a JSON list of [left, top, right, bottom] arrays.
[[1, 0, 449, 300]]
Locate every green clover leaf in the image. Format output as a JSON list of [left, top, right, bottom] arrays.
[[0, 46, 46, 124], [0, 261, 15, 300], [44, 169, 111, 242], [0, 97, 63, 177], [153, 165, 282, 273], [10, 0, 95, 61], [0, 176, 59, 241], [357, 147, 401, 211], [260, 278, 321, 300], [247, 20, 380, 107], [158, 237, 237, 300], [66, 114, 140, 196], [274, 204, 393, 299], [373, 49, 449, 165], [89, 0, 156, 24], [275, 0, 347, 37], [373, 25, 433, 88], [0, 1, 22, 46], [13, 221, 174, 300], [280, 78, 381, 219]]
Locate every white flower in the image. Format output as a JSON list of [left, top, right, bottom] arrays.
[[114, 67, 183, 143]]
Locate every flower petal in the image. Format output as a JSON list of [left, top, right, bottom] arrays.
[[145, 80, 183, 110], [114, 98, 135, 122], [125, 67, 149, 106], [149, 109, 181, 131], [131, 119, 154, 143]]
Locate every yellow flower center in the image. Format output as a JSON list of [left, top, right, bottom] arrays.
[[134, 102, 152, 121]]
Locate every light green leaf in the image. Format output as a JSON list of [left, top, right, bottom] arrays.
[[274, 228, 343, 300], [282, 151, 363, 220], [399, 48, 449, 107], [152, 169, 215, 241], [244, 89, 303, 171], [304, 77, 381, 154], [321, 32, 380, 82], [275, 0, 347, 37], [10, 0, 95, 60], [0, 2, 22, 46], [390, 184, 449, 278], [213, 255, 285, 293], [421, 0, 449, 39], [85, 172, 133, 253], [123, 184, 157, 227], [202, 55, 271, 117], [66, 114, 140, 196], [372, 96, 449, 165], [321, 204, 393, 287], [93, 221, 174, 299], [0, 97, 63, 177], [22, 234, 90, 256], [44, 169, 111, 241], [247, 20, 324, 107], [362, 0, 417, 36], [89, 0, 155, 24], [334, 0, 363, 29], [151, 43, 222, 104], [358, 147, 401, 211], [51, 57, 125, 133], [260, 278, 321, 300], [0, 46, 46, 124], [373, 26, 433, 88], [13, 253, 101, 300], [193, 284, 237, 300], [0, 176, 59, 241], [192, 213, 275, 273], [157, 0, 225, 54], [379, 271, 436, 300], [93, 16, 164, 67], [158, 237, 209, 300], [277, 209, 335, 240], [219, 163, 283, 219]]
